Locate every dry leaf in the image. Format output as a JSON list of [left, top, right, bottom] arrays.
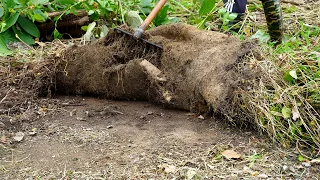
[[163, 165, 177, 173], [292, 105, 300, 121], [1, 135, 6, 144], [310, 158, 320, 164], [257, 174, 268, 179], [159, 164, 177, 173], [221, 150, 241, 159]]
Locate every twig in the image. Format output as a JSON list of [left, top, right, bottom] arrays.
[[0, 88, 12, 104], [281, 0, 303, 6], [296, 140, 313, 160], [118, 0, 126, 25], [61, 103, 86, 107], [15, 35, 33, 49], [47, 10, 88, 18]]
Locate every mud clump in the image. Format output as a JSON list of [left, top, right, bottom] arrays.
[[55, 23, 254, 114]]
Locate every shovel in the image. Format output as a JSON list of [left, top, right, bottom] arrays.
[[114, 0, 168, 49]]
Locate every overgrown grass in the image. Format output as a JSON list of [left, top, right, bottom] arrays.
[[232, 1, 320, 153]]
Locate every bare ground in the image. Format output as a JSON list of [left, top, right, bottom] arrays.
[[1, 96, 319, 179]]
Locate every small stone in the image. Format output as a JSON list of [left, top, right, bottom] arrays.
[[282, 165, 288, 172], [302, 162, 311, 167], [289, 166, 295, 172], [85, 111, 92, 117], [0, 122, 5, 129], [163, 164, 177, 173], [186, 113, 195, 116], [70, 109, 77, 117], [13, 132, 25, 142], [29, 131, 37, 136], [147, 111, 153, 115], [198, 115, 205, 120], [257, 174, 268, 179], [76, 117, 86, 121]]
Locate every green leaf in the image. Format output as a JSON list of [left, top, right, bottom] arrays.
[[33, 14, 45, 22], [289, 69, 298, 79], [282, 106, 292, 119], [0, 35, 13, 56], [199, 0, 216, 15], [126, 11, 143, 30], [31, 9, 47, 22], [284, 71, 294, 83], [56, 0, 76, 5], [17, 16, 40, 38], [228, 13, 237, 20], [251, 30, 270, 43], [298, 154, 304, 162], [140, 0, 152, 7], [0, 29, 19, 43], [0, 12, 20, 33], [12, 25, 35, 45], [154, 5, 169, 26], [0, 7, 4, 18], [32, 0, 49, 5], [89, 11, 99, 21], [4, 0, 18, 9], [15, 0, 27, 6], [53, 29, 62, 39], [81, 25, 88, 31], [218, 8, 227, 15], [315, 70, 320, 78]]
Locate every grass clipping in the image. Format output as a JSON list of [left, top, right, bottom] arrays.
[[236, 47, 320, 149]]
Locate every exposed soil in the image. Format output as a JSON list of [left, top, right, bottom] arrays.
[[1, 96, 319, 179]]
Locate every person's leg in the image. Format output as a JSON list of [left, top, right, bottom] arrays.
[[222, 0, 247, 32], [223, 0, 247, 13], [261, 0, 283, 43]]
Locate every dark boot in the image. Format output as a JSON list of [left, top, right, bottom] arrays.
[[261, 0, 283, 44]]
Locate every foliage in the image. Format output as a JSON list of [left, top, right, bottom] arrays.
[[236, 6, 320, 151], [0, 0, 142, 52]]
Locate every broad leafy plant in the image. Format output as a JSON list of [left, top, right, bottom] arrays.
[[0, 0, 136, 56]]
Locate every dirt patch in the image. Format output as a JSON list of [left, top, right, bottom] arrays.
[[1, 96, 319, 179], [53, 24, 255, 115]]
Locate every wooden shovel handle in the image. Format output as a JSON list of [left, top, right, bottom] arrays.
[[134, 0, 168, 38], [141, 0, 168, 30]]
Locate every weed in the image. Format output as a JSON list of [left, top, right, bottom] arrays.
[[246, 152, 262, 168]]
